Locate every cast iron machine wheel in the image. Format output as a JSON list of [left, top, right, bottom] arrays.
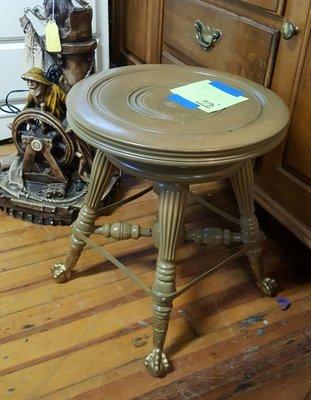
[[11, 108, 75, 180]]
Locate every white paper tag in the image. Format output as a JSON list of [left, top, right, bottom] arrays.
[[45, 20, 62, 53], [169, 79, 249, 113]]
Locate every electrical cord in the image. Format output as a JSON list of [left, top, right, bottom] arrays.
[[0, 90, 29, 115]]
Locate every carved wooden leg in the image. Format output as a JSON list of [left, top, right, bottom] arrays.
[[52, 150, 112, 283], [145, 183, 188, 377], [231, 160, 277, 296]]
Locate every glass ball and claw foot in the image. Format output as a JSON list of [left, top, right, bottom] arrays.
[[51, 150, 112, 283], [51, 263, 71, 283], [145, 348, 170, 377], [230, 159, 278, 297], [51, 65, 289, 377]]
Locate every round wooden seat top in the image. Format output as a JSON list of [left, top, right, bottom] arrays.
[[67, 65, 289, 167]]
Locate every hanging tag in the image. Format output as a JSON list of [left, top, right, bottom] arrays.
[[45, 20, 62, 53]]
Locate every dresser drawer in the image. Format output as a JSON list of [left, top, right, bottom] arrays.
[[238, 0, 286, 15], [162, 0, 280, 85]]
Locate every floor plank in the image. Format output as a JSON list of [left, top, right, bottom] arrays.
[[0, 170, 310, 400]]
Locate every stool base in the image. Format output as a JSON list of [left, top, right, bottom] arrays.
[[52, 152, 277, 377]]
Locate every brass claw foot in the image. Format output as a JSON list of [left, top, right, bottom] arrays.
[[51, 263, 72, 283], [144, 348, 170, 377], [257, 277, 277, 296]]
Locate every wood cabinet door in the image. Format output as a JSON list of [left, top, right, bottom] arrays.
[[110, 0, 164, 65], [255, 0, 311, 247]]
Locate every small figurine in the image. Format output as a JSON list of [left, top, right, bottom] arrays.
[[2, 67, 92, 200], [0, 68, 111, 224], [22, 67, 67, 120]]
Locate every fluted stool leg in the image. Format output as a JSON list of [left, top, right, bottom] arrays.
[[145, 183, 188, 377], [52, 150, 112, 283], [231, 160, 277, 296]]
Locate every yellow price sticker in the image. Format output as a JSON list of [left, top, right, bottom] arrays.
[[45, 20, 62, 53]]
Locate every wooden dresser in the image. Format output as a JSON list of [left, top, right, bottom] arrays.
[[110, 0, 311, 247]]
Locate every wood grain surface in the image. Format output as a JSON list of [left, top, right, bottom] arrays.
[[0, 144, 310, 399], [163, 0, 280, 86]]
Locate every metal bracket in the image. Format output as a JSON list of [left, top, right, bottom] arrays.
[[76, 231, 254, 302]]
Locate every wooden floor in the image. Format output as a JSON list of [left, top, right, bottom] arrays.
[[0, 143, 310, 400]]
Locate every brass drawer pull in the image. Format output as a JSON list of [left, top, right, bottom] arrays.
[[194, 19, 222, 51]]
